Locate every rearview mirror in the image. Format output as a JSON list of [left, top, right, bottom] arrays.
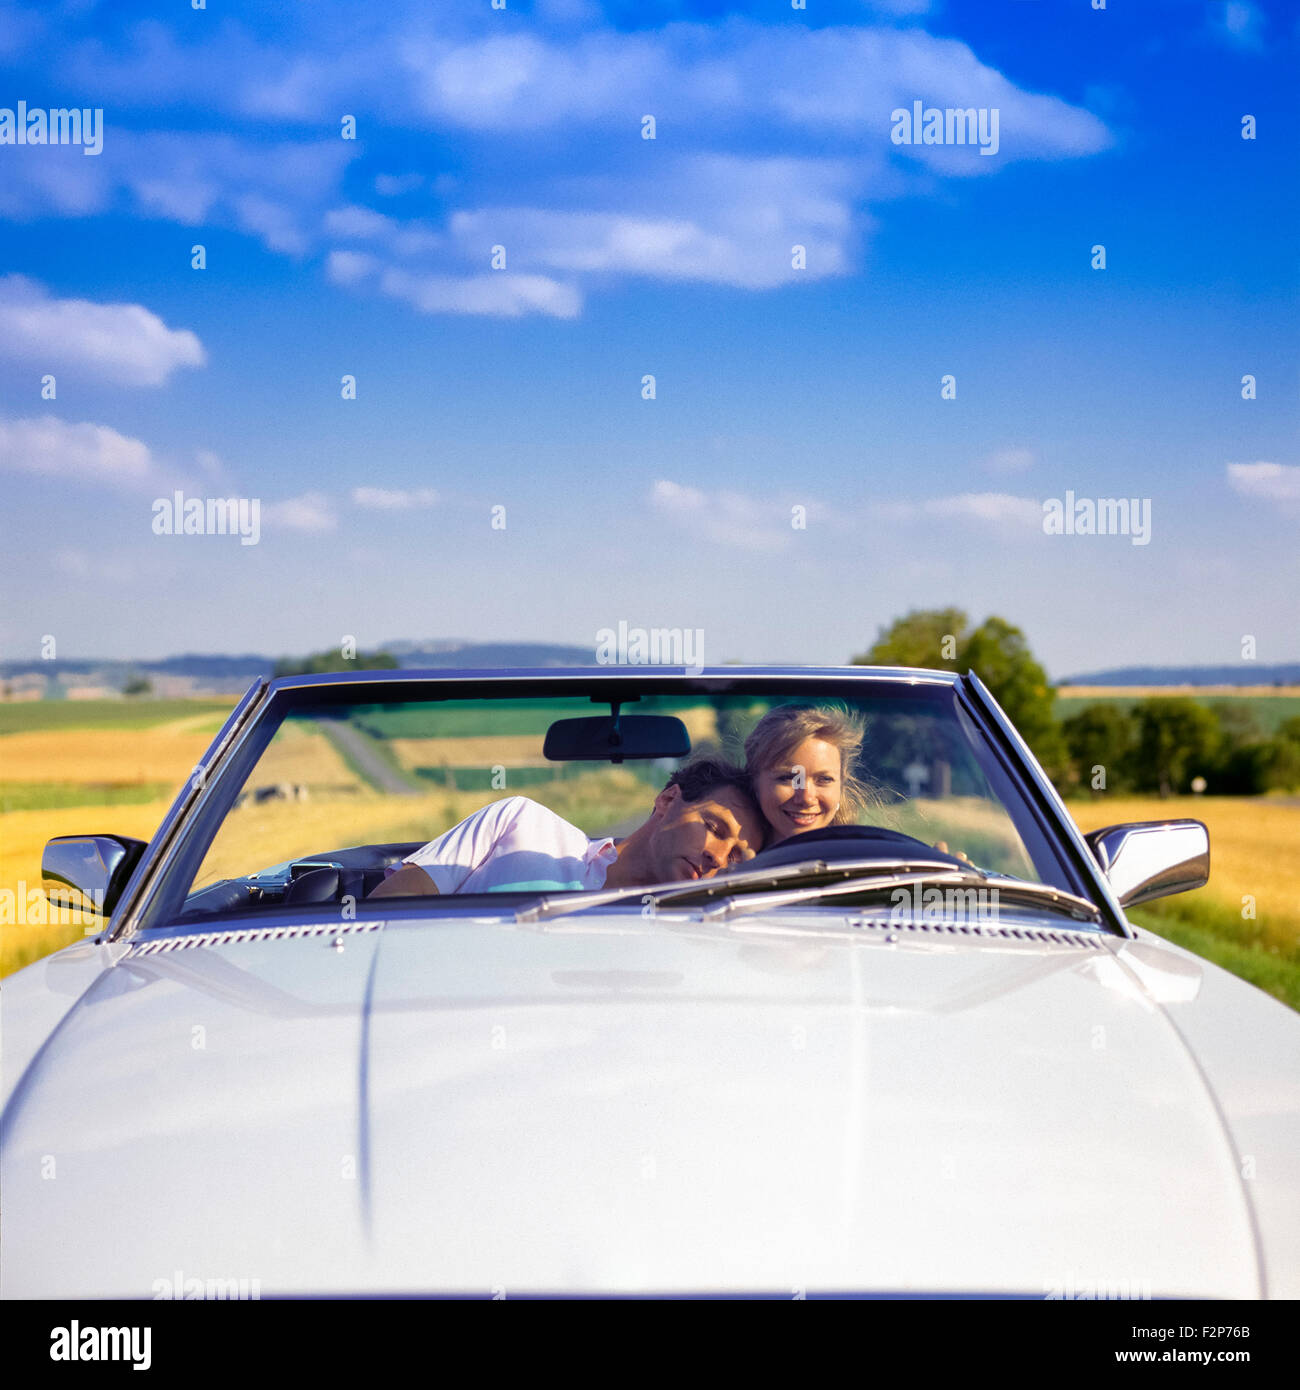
[[1083, 820, 1209, 908], [543, 714, 690, 763], [43, 835, 148, 918]]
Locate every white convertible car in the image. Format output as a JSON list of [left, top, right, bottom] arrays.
[[3, 667, 1297, 1298]]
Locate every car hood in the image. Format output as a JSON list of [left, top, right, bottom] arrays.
[[0, 909, 1285, 1297]]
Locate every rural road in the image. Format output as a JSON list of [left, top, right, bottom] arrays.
[[320, 719, 417, 796]]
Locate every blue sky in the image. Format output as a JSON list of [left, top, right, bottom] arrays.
[[0, 0, 1296, 678]]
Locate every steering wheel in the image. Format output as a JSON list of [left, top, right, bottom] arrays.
[[747, 824, 966, 871]]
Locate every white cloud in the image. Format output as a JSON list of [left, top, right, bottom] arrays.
[[351, 486, 439, 509], [326, 250, 382, 287], [653, 480, 707, 510], [1227, 461, 1300, 502], [193, 449, 230, 484], [1212, 2, 1265, 51], [53, 547, 92, 578], [0, 275, 205, 386], [0, 414, 156, 485], [129, 134, 354, 253], [870, 492, 1042, 528], [401, 20, 1109, 167], [233, 193, 312, 256], [374, 173, 425, 197], [0, 142, 114, 218], [262, 492, 338, 532], [446, 154, 858, 290], [324, 152, 862, 310], [324, 204, 442, 257], [650, 479, 811, 552], [376, 266, 582, 319], [326, 205, 399, 240], [0, 131, 355, 258], [52, 546, 137, 584], [925, 493, 1042, 526]]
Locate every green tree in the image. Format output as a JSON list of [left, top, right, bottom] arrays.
[[852, 608, 968, 671], [960, 617, 1059, 756], [1217, 739, 1300, 794], [854, 609, 1064, 783], [1260, 738, 1300, 792], [1220, 712, 1300, 793], [1130, 698, 1220, 798], [1211, 702, 1264, 748], [122, 672, 153, 697], [1208, 702, 1268, 793], [1062, 702, 1135, 796], [274, 649, 400, 677]]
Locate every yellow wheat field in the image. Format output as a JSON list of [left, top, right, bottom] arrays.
[[251, 723, 364, 790], [0, 798, 177, 974], [390, 735, 547, 770], [0, 729, 215, 784]]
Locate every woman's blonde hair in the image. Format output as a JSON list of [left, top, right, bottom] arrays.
[[742, 703, 872, 825]]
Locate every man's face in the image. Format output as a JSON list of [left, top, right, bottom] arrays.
[[646, 784, 766, 883]]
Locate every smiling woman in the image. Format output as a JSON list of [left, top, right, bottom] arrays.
[[742, 703, 872, 843]]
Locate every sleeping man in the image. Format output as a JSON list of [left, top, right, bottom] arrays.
[[367, 756, 766, 897]]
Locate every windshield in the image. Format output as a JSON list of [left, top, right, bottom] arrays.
[[143, 678, 1079, 928]]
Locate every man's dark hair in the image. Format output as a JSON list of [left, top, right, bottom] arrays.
[[664, 756, 758, 812]]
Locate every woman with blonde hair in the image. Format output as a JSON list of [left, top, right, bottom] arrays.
[[742, 704, 871, 844]]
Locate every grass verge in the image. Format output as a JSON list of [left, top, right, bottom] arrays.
[[1127, 897, 1300, 1012], [0, 698, 234, 735]]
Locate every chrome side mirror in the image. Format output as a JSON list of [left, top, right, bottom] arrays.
[[1084, 820, 1209, 908], [43, 835, 148, 918]]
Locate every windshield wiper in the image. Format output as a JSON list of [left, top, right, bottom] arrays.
[[513, 856, 963, 923], [695, 870, 1104, 926], [515, 856, 1098, 926]]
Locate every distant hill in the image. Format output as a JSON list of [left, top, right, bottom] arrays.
[[0, 654, 270, 680], [390, 642, 597, 668], [0, 641, 600, 697], [1059, 664, 1300, 687]]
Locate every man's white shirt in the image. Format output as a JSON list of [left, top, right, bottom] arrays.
[[400, 795, 618, 893]]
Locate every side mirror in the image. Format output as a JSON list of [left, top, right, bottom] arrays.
[[1083, 820, 1209, 908], [43, 835, 148, 918]]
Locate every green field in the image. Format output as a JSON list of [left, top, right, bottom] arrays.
[[0, 698, 233, 736], [349, 695, 715, 739], [0, 781, 173, 812], [1127, 900, 1300, 1013]]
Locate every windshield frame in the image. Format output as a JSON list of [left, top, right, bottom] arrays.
[[113, 667, 1118, 940]]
